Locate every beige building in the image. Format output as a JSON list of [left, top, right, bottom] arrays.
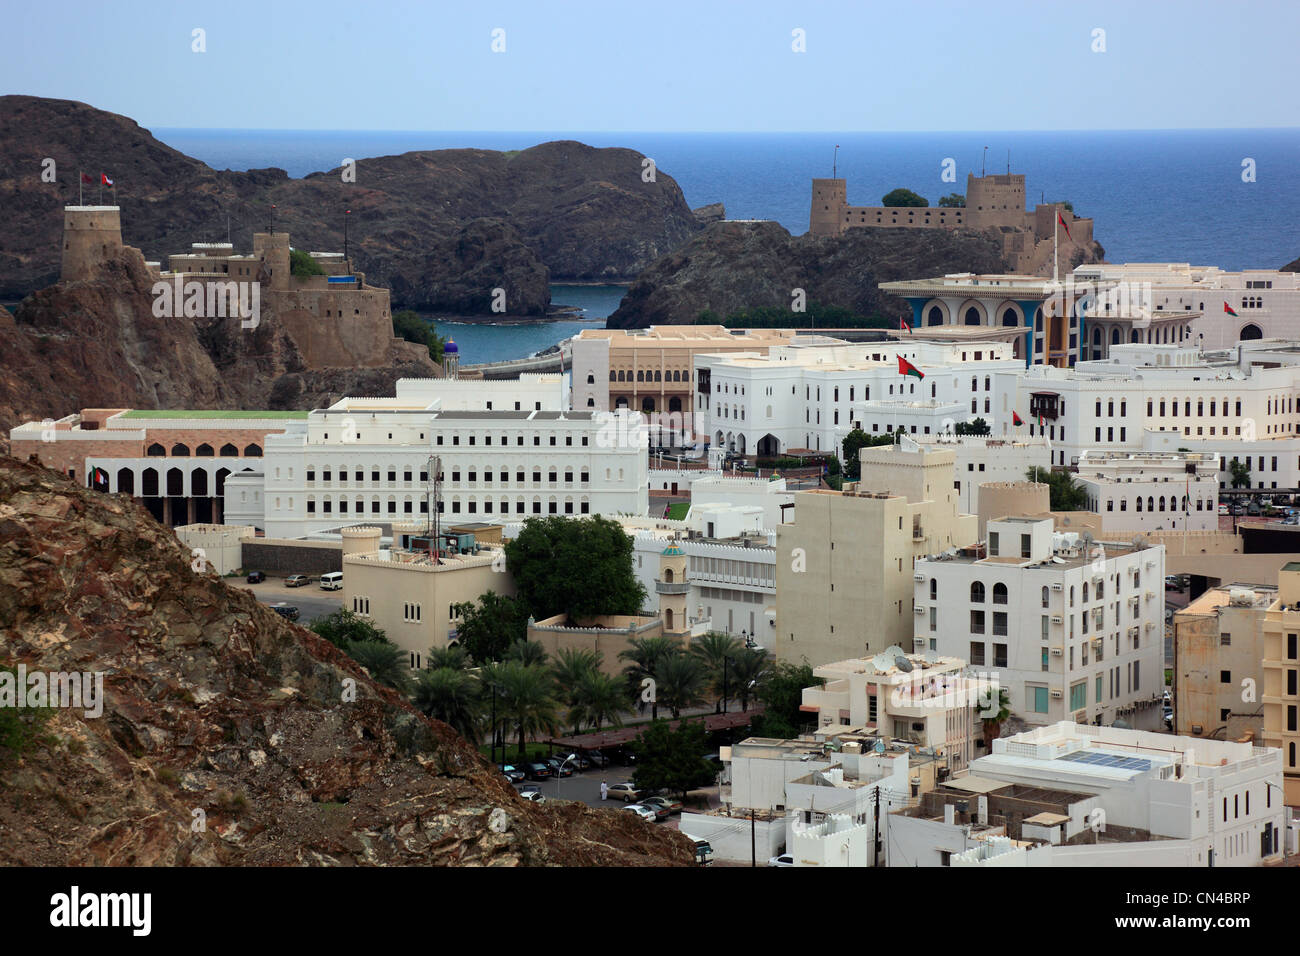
[[527, 614, 665, 678], [1172, 583, 1276, 742], [340, 524, 515, 668], [1261, 562, 1300, 805], [569, 326, 798, 434], [775, 443, 977, 666], [799, 651, 980, 772]]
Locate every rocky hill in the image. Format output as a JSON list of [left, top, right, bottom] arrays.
[[0, 455, 693, 866], [608, 220, 1059, 328], [0, 96, 704, 312], [1283, 255, 1299, 272], [0, 238, 437, 448]]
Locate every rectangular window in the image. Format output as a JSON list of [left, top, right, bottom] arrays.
[[969, 642, 985, 666], [1032, 686, 1049, 713], [1069, 681, 1087, 711]]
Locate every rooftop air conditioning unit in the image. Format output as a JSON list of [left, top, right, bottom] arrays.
[[1050, 689, 1064, 699], [1050, 647, 1064, 656], [1051, 615, 1063, 624], [1051, 583, 1064, 591], [914, 606, 926, 615], [914, 573, 926, 582]]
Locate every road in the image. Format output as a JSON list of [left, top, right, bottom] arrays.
[[237, 577, 345, 625]]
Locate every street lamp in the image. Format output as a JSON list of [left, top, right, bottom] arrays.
[[555, 752, 578, 802]]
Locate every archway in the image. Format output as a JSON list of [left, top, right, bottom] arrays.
[[668, 396, 682, 413], [964, 306, 982, 326], [1001, 307, 1019, 326], [757, 434, 780, 457], [116, 468, 135, 494], [927, 305, 944, 326], [1240, 323, 1263, 340]]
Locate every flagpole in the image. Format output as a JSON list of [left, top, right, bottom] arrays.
[[78, 170, 83, 207], [1053, 213, 1059, 283]]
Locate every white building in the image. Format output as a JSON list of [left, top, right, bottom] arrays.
[[969, 721, 1287, 866], [1075, 450, 1220, 532], [1002, 340, 1300, 483], [256, 398, 648, 538], [1074, 261, 1300, 351], [910, 434, 1050, 515], [390, 373, 566, 411], [914, 517, 1166, 731], [694, 340, 1021, 458]]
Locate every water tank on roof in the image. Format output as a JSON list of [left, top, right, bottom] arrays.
[[1229, 588, 1255, 606]]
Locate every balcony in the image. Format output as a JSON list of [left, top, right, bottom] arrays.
[[655, 581, 689, 595]]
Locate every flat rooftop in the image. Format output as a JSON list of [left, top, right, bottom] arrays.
[[117, 409, 311, 419]]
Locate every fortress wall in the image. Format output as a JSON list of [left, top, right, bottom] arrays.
[[271, 285, 394, 368], [61, 206, 123, 281]]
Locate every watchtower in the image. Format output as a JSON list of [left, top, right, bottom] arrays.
[[809, 179, 848, 237], [61, 206, 123, 281]]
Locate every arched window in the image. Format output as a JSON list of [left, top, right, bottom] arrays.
[[1136, 497, 1143, 512], [992, 582, 1008, 604], [587, 373, 595, 384], [636, 370, 644, 382], [970, 581, 985, 603], [170, 443, 190, 456], [964, 306, 982, 325], [1147, 496, 1155, 512], [927, 305, 943, 326], [219, 443, 238, 457], [609, 370, 616, 381], [195, 443, 214, 456], [243, 444, 262, 457], [1001, 308, 1018, 326], [1041, 586, 1049, 608], [147, 443, 166, 457]]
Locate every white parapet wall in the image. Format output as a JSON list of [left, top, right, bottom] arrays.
[[174, 523, 256, 576]]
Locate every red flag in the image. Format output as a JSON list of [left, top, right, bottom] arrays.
[[898, 355, 924, 379], [1013, 411, 1024, 426], [1223, 302, 1238, 317], [80, 172, 94, 185], [1057, 211, 1071, 241], [900, 316, 912, 334], [101, 173, 114, 186]]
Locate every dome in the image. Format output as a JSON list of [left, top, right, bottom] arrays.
[[444, 340, 459, 354], [662, 544, 684, 556]]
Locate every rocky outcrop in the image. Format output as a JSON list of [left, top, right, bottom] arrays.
[[0, 456, 693, 866], [1283, 255, 1299, 272], [607, 220, 1017, 328], [0, 242, 437, 447], [692, 203, 726, 225], [0, 97, 703, 311]]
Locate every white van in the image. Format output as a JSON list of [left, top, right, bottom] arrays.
[[319, 571, 343, 591]]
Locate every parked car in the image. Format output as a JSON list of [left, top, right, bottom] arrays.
[[622, 804, 658, 822], [517, 783, 541, 795], [319, 571, 344, 590], [285, 574, 310, 588], [767, 854, 794, 867], [607, 782, 642, 802], [1247, 501, 1263, 516], [523, 763, 553, 781], [269, 603, 299, 622], [1230, 504, 1245, 516], [246, 570, 266, 583], [499, 764, 525, 783], [1163, 709, 1174, 730], [640, 796, 683, 816], [544, 757, 575, 777], [1217, 503, 1229, 516], [693, 839, 714, 864], [583, 750, 611, 768], [519, 790, 545, 804], [1165, 575, 1184, 591]]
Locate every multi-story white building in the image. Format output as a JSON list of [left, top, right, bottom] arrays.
[[1001, 340, 1300, 483], [1074, 450, 1220, 532], [1074, 261, 1300, 351], [910, 434, 1050, 515], [257, 396, 648, 538], [694, 340, 1021, 458], [915, 517, 1166, 731]]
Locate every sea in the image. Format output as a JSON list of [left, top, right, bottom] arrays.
[[156, 128, 1300, 364]]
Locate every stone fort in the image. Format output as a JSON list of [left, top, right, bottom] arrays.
[[809, 172, 1094, 273], [60, 205, 416, 369]]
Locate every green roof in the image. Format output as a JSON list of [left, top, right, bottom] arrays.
[[118, 409, 310, 419], [1284, 561, 1300, 573]]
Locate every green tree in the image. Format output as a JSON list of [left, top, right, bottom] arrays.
[[655, 653, 709, 719], [289, 248, 325, 277], [841, 428, 896, 480], [1229, 459, 1251, 489], [425, 645, 469, 671], [506, 515, 648, 620], [728, 648, 771, 712], [477, 660, 511, 754], [881, 188, 929, 208], [342, 640, 412, 694], [980, 687, 1012, 751], [498, 661, 560, 760], [311, 609, 389, 649], [452, 591, 529, 664], [504, 639, 549, 668], [551, 647, 602, 732], [413, 668, 483, 743], [631, 720, 717, 801], [1026, 466, 1087, 511], [955, 417, 991, 436], [690, 632, 742, 712], [938, 193, 966, 207], [619, 635, 685, 720], [0, 665, 54, 763], [569, 671, 626, 733], [392, 308, 446, 364], [752, 659, 820, 738]]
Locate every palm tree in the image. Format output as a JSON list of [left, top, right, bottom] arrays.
[[505, 639, 549, 668], [690, 632, 742, 712], [729, 648, 770, 711], [413, 668, 483, 743], [618, 635, 684, 720], [569, 671, 626, 732], [498, 661, 560, 761], [477, 660, 511, 756], [343, 640, 412, 694], [551, 648, 602, 732], [980, 688, 1012, 751], [656, 653, 708, 718], [426, 644, 469, 671]]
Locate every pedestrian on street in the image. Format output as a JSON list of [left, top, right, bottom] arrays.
[[600, 780, 608, 801]]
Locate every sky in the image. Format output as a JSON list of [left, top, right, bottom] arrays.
[[5, 0, 1300, 132]]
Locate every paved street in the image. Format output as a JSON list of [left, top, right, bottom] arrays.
[[238, 576, 344, 625]]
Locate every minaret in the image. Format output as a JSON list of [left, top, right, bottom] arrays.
[[443, 339, 459, 380]]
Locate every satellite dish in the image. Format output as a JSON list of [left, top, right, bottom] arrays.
[[873, 738, 886, 753]]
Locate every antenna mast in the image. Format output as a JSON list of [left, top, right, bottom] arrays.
[[426, 454, 441, 558]]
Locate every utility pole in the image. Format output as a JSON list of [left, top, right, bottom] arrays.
[[872, 786, 882, 867], [751, 810, 757, 867]]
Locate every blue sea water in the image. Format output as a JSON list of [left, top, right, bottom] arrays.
[[155, 127, 1300, 361]]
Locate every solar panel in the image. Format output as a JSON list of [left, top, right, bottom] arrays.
[[1057, 750, 1151, 772]]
